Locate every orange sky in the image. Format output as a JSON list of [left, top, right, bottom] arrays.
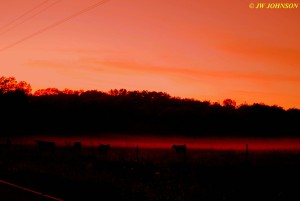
[[0, 0, 299, 109]]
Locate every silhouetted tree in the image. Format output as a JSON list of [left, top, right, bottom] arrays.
[[34, 88, 62, 96], [1, 76, 300, 137], [223, 99, 236, 108], [0, 76, 31, 95]]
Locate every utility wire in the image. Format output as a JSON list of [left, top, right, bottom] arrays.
[[0, 0, 51, 31], [0, 0, 109, 52], [0, 179, 64, 201], [0, 0, 62, 36]]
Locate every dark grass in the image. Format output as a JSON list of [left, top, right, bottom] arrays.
[[1, 145, 300, 201]]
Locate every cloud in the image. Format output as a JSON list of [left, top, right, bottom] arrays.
[[215, 34, 300, 70], [79, 57, 300, 84]]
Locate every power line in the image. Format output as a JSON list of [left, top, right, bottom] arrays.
[[0, 0, 51, 31], [0, 179, 64, 201], [0, 0, 62, 36], [0, 0, 109, 52]]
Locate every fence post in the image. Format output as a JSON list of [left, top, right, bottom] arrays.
[[136, 144, 139, 162], [246, 143, 249, 162]]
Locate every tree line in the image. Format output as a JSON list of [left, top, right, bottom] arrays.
[[1, 76, 299, 137]]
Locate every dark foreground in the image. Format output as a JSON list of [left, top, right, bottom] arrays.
[[1, 145, 300, 201]]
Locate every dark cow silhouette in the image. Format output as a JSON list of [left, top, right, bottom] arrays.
[[172, 144, 186, 153], [0, 139, 12, 152], [35, 140, 56, 152], [172, 144, 187, 161], [73, 142, 82, 151], [6, 139, 12, 150], [98, 144, 110, 157]]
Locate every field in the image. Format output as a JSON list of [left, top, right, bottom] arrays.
[[1, 144, 300, 201]]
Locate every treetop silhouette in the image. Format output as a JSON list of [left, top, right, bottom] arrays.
[[0, 76, 299, 137]]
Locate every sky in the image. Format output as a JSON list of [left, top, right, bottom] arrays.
[[0, 0, 299, 109]]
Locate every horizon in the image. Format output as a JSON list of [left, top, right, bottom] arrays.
[[1, 75, 300, 110]]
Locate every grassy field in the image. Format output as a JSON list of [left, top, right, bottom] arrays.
[[1, 145, 300, 201]]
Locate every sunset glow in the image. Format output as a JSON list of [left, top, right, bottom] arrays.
[[12, 135, 300, 150], [1, 0, 299, 109]]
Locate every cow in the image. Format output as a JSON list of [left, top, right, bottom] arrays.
[[5, 139, 12, 150], [35, 140, 56, 152], [0, 139, 12, 152], [172, 144, 187, 161], [73, 141, 82, 151], [172, 144, 186, 153], [98, 144, 110, 158]]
